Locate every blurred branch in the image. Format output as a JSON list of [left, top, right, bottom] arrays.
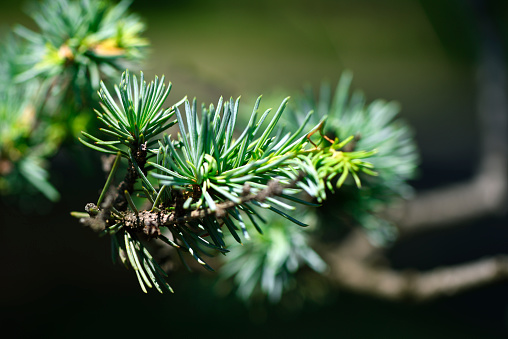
[[329, 3, 508, 301], [324, 230, 508, 302], [386, 1, 507, 235], [388, 156, 506, 234]]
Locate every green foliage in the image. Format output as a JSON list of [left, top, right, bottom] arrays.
[[76, 70, 378, 293], [1, 0, 418, 302], [15, 0, 147, 104], [218, 71, 419, 303], [0, 37, 62, 201], [282, 71, 418, 245], [80, 70, 176, 155], [0, 85, 60, 201], [1, 0, 420, 304], [220, 211, 326, 303], [295, 71, 418, 197], [151, 95, 374, 225], [0, 0, 147, 202]]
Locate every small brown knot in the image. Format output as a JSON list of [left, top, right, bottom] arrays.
[[85, 203, 99, 217]]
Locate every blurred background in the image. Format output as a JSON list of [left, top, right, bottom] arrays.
[[1, 0, 508, 337]]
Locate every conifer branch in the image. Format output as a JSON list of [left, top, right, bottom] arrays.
[[75, 70, 378, 293]]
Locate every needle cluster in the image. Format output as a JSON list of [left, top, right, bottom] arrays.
[[75, 70, 378, 293]]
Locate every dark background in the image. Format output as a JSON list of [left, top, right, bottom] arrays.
[[1, 0, 508, 337]]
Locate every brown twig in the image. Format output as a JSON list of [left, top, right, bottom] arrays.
[[83, 176, 300, 239], [113, 142, 148, 211], [323, 230, 508, 302]]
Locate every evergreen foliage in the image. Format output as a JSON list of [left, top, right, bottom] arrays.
[[0, 0, 146, 201], [0, 37, 63, 201], [219, 72, 419, 302], [296, 71, 418, 245], [74, 70, 379, 293], [220, 211, 327, 303], [1, 0, 419, 301], [15, 0, 147, 103]]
